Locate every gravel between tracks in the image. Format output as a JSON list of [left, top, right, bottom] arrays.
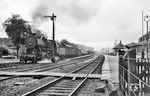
[[0, 76, 56, 96], [78, 79, 106, 96]]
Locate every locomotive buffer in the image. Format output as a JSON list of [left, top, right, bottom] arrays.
[[44, 13, 57, 63]]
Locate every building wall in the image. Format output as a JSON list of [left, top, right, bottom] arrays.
[[137, 33, 150, 58]]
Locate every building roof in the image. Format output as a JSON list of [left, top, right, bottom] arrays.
[[113, 41, 124, 49], [125, 42, 140, 47], [137, 41, 147, 46]]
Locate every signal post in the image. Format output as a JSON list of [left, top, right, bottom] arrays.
[[44, 13, 57, 63]]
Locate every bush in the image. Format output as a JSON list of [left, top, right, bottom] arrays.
[[0, 46, 10, 56]]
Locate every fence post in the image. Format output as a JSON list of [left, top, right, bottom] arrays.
[[119, 55, 128, 95], [128, 49, 139, 96], [128, 52, 131, 96]]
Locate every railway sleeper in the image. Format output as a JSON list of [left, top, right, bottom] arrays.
[[50, 86, 74, 90], [43, 90, 71, 93], [39, 92, 68, 96], [52, 85, 76, 88], [31, 75, 47, 79]]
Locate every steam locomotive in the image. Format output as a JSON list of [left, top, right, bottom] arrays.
[[20, 33, 56, 63]]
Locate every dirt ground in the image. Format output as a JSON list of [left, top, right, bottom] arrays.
[[0, 58, 19, 63]]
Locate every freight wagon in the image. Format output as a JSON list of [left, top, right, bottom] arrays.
[[57, 44, 81, 59]]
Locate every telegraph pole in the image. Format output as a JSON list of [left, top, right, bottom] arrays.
[[44, 13, 57, 62]]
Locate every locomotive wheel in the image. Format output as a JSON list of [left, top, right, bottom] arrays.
[[24, 59, 27, 63], [31, 58, 34, 63], [31, 60, 34, 63], [20, 57, 26, 63], [51, 58, 55, 63], [32, 57, 37, 63], [20, 57, 24, 63], [33, 59, 37, 63]]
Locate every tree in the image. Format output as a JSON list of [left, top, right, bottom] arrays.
[[2, 14, 32, 57], [60, 39, 71, 47], [59, 39, 78, 48]]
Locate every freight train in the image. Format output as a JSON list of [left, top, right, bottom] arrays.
[[19, 33, 85, 63]]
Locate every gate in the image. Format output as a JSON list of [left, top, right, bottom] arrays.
[[119, 49, 150, 96]]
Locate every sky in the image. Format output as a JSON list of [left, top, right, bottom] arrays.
[[0, 0, 150, 51]]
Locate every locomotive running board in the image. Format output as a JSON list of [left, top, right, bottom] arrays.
[[0, 71, 104, 79]]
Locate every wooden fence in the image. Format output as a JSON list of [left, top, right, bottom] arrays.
[[119, 50, 150, 96]]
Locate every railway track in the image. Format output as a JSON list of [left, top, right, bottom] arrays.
[[0, 54, 93, 72], [0, 55, 94, 82], [22, 55, 104, 96]]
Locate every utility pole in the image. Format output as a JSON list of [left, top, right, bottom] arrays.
[[141, 11, 144, 59], [44, 13, 57, 62], [144, 15, 150, 59]]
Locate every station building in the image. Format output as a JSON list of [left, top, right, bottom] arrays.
[[125, 32, 150, 59], [113, 41, 125, 56], [136, 33, 150, 59]]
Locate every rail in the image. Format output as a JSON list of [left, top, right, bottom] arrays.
[[22, 55, 104, 96], [69, 55, 104, 96], [0, 56, 95, 82]]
